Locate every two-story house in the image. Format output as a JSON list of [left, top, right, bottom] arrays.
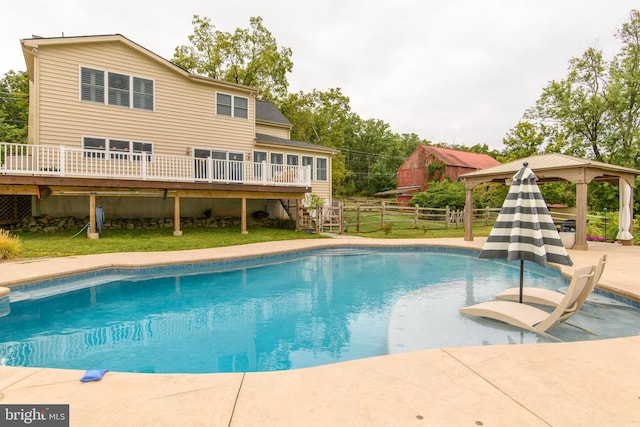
[[0, 34, 335, 236]]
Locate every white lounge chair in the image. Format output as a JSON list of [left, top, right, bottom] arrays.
[[460, 264, 595, 341], [495, 254, 607, 308]]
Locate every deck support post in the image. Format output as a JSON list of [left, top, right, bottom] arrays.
[[173, 193, 182, 236], [88, 193, 99, 239], [241, 197, 248, 234]]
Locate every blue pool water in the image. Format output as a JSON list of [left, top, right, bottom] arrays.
[[1, 247, 638, 374]]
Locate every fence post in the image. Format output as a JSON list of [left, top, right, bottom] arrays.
[[414, 204, 419, 227], [445, 205, 450, 229], [339, 203, 344, 234], [486, 206, 490, 225], [381, 201, 386, 228], [356, 204, 361, 232]]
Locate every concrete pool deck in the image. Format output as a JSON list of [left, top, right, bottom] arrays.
[[0, 237, 639, 426]]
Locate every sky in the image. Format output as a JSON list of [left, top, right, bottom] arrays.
[[1, 1, 638, 150]]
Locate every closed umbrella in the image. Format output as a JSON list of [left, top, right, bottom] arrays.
[[479, 163, 573, 302], [616, 180, 633, 241]]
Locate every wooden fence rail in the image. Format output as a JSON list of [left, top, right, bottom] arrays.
[[318, 201, 500, 234]]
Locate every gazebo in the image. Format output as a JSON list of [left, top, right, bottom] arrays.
[[459, 153, 640, 250]]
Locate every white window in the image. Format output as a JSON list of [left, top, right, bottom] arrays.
[[216, 92, 248, 119], [133, 77, 154, 110], [302, 155, 314, 180], [234, 96, 248, 118], [80, 68, 104, 103], [193, 148, 244, 181], [83, 137, 153, 160], [270, 152, 284, 179], [83, 137, 106, 158], [80, 67, 154, 111], [286, 154, 299, 166], [108, 72, 130, 107], [316, 157, 328, 181], [253, 151, 267, 178]]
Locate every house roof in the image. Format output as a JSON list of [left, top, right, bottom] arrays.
[[421, 145, 500, 169], [256, 100, 291, 127], [21, 34, 256, 93], [255, 133, 336, 154]]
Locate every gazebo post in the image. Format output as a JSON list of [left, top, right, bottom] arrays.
[[574, 182, 588, 250]]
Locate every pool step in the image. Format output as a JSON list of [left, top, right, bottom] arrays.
[[10, 274, 135, 302]]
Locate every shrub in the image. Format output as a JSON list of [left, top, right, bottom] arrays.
[[382, 222, 393, 235], [0, 228, 22, 260], [407, 180, 466, 209]]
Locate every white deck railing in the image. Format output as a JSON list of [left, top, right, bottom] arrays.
[[0, 142, 311, 187]]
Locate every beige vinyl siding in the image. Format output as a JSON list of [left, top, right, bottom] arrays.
[[35, 42, 255, 156], [256, 123, 289, 139]]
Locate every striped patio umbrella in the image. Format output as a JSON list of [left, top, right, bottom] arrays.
[[479, 163, 573, 302]]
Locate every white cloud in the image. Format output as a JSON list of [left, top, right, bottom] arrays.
[[1, 0, 637, 150]]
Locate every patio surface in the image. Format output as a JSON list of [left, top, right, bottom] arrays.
[[0, 237, 639, 426]]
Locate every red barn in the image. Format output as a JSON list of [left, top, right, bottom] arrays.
[[394, 145, 500, 204]]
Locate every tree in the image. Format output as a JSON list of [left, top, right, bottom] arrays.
[[498, 121, 546, 162], [603, 9, 640, 168], [342, 118, 399, 195], [521, 10, 640, 169], [173, 15, 293, 101], [0, 70, 29, 143], [278, 88, 355, 195], [524, 47, 609, 161]]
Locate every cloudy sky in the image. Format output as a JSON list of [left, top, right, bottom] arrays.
[[1, 1, 637, 149]]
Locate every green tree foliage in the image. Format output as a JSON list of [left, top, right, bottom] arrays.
[[408, 180, 466, 210], [278, 88, 352, 147], [0, 70, 29, 143], [604, 9, 640, 168], [498, 121, 546, 162], [342, 118, 402, 195], [173, 15, 293, 101], [540, 182, 576, 206], [522, 10, 640, 169], [473, 183, 509, 209], [525, 48, 609, 160], [278, 88, 354, 194]]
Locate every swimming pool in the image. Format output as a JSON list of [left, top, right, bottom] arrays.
[[1, 247, 638, 374]]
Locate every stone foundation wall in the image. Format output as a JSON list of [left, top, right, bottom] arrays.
[[5, 215, 295, 233]]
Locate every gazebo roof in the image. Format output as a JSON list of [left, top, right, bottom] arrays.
[[459, 153, 640, 188]]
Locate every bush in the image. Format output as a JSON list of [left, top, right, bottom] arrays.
[[408, 180, 466, 209], [0, 228, 22, 260]]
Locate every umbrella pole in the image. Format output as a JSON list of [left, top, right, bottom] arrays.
[[519, 259, 524, 303]]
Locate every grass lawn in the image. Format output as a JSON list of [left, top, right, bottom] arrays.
[[11, 227, 326, 258], [6, 224, 494, 259]]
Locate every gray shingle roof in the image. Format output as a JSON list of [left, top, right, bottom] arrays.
[[255, 100, 291, 127], [255, 133, 335, 154]]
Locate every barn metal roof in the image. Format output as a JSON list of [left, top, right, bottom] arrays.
[[421, 146, 500, 169]]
